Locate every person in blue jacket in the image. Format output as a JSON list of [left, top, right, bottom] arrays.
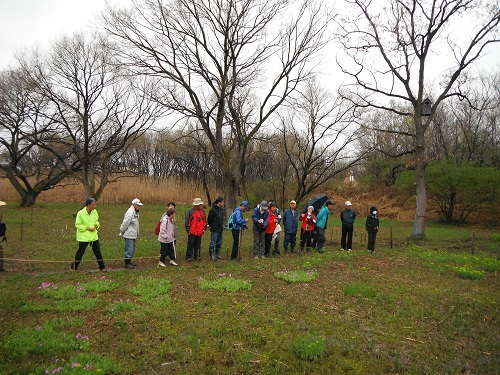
[[282, 200, 299, 253], [231, 201, 250, 260], [314, 200, 335, 253]]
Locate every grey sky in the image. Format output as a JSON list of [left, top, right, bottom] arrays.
[[0, 0, 130, 68]]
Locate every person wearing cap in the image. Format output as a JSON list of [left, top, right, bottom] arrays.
[[231, 200, 250, 260], [365, 207, 379, 253], [340, 200, 356, 251], [72, 198, 106, 272], [264, 202, 280, 257], [315, 200, 335, 253], [207, 197, 225, 260], [185, 198, 207, 261], [158, 208, 178, 267], [119, 198, 143, 268], [252, 201, 269, 259], [299, 205, 317, 254], [282, 200, 299, 253]]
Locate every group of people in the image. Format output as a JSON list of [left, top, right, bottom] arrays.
[[70, 196, 380, 271]]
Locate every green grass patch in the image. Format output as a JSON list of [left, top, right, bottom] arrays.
[[290, 333, 327, 361], [274, 270, 318, 283], [453, 265, 485, 280], [198, 276, 252, 292], [343, 282, 377, 298], [39, 353, 123, 375], [129, 276, 172, 307]]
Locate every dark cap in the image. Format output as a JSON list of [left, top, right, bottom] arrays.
[[325, 200, 334, 206]]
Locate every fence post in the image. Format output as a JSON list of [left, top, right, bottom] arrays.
[[471, 232, 475, 255], [0, 243, 3, 271], [390, 226, 393, 249]]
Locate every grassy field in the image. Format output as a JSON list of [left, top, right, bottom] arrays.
[[0, 202, 499, 374]]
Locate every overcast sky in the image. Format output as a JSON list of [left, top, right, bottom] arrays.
[[0, 0, 497, 78], [0, 0, 131, 68]]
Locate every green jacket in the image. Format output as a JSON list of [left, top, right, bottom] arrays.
[[75, 207, 100, 242]]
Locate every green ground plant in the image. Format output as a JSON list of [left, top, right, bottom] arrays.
[[274, 270, 319, 283], [198, 275, 252, 292]]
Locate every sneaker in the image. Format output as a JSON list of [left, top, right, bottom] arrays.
[[124, 263, 135, 269], [216, 255, 224, 260], [254, 256, 259, 260], [348, 249, 352, 252], [169, 260, 178, 266], [260, 255, 266, 259], [340, 248, 345, 251], [100, 268, 109, 272], [158, 261, 166, 267], [210, 256, 215, 261], [186, 257, 193, 262], [317, 248, 324, 253]]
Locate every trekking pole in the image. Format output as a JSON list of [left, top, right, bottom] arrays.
[[237, 228, 242, 259]]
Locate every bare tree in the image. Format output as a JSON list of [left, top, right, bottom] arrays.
[[280, 78, 365, 203], [103, 0, 331, 211], [336, 0, 499, 237], [0, 68, 76, 206], [25, 32, 165, 200]]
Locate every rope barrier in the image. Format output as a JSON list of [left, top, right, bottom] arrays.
[[0, 255, 161, 264]]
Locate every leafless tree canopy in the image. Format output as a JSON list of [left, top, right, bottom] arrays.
[[102, 0, 332, 211], [336, 0, 499, 236]]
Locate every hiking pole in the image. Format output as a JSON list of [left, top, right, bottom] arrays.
[[237, 228, 242, 259]]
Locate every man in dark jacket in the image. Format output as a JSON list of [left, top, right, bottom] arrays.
[[282, 200, 299, 253], [340, 200, 356, 251], [365, 206, 379, 253], [252, 201, 269, 259], [207, 197, 225, 260]]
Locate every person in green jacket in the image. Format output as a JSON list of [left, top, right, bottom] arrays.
[[71, 198, 107, 271]]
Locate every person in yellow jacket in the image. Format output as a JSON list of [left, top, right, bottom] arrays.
[[71, 198, 107, 271]]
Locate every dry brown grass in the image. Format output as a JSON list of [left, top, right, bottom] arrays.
[[0, 177, 207, 205]]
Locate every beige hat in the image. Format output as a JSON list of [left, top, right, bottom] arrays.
[[290, 200, 296, 204], [0, 201, 6, 206], [192, 198, 204, 206], [345, 201, 352, 206]]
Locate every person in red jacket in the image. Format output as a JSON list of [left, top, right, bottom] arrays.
[[185, 198, 207, 261], [299, 206, 316, 254], [264, 202, 279, 257]]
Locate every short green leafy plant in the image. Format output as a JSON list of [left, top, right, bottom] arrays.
[[274, 270, 318, 283], [290, 333, 327, 361], [198, 274, 252, 292], [129, 277, 172, 307], [453, 265, 485, 280], [40, 353, 123, 374]]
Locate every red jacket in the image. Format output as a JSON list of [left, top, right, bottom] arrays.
[[265, 208, 279, 234], [185, 207, 207, 236], [299, 213, 316, 232]]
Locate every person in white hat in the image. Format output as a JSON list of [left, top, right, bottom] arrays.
[[119, 198, 143, 268], [340, 200, 356, 251], [185, 198, 207, 261]]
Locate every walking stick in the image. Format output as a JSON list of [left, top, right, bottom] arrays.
[[237, 228, 242, 259]]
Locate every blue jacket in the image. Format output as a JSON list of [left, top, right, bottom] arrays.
[[232, 207, 247, 230], [282, 208, 298, 233], [252, 206, 269, 232], [315, 206, 330, 229]]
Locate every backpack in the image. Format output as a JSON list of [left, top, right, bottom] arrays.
[[155, 219, 161, 235], [226, 212, 234, 230], [0, 220, 6, 242]]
